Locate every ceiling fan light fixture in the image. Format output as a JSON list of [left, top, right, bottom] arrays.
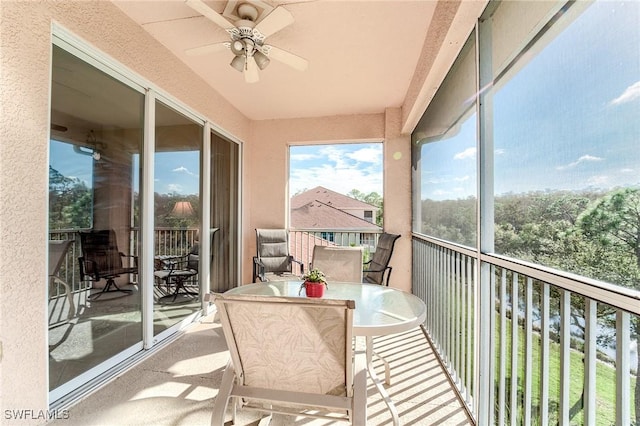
[[230, 39, 245, 55], [236, 3, 259, 21], [230, 54, 245, 72], [253, 50, 270, 70]]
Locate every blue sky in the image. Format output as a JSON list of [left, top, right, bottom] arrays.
[[50, 146, 201, 195], [420, 0, 640, 201], [289, 143, 383, 196]]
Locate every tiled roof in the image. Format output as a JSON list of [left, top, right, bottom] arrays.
[[291, 186, 378, 210], [291, 200, 382, 230]]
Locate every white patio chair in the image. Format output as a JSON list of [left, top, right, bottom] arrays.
[[211, 293, 367, 425], [311, 245, 363, 283]]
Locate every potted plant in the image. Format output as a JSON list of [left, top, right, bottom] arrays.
[[301, 268, 327, 298]]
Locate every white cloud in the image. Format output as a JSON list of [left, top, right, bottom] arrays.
[[291, 153, 319, 161], [454, 147, 476, 160], [587, 175, 609, 186], [167, 183, 183, 192], [172, 166, 195, 176], [345, 147, 382, 164], [609, 81, 640, 106], [620, 168, 634, 173], [454, 175, 470, 182], [290, 144, 383, 195], [556, 155, 603, 170], [495, 149, 506, 155]]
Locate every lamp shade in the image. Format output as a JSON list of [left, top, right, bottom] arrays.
[[253, 50, 270, 70], [171, 201, 195, 218], [230, 54, 245, 72]]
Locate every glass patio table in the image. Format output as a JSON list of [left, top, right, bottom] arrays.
[[225, 280, 427, 425]]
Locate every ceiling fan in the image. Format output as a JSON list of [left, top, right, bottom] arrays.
[[185, 0, 308, 83]]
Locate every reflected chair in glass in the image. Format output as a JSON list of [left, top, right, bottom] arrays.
[[78, 229, 138, 300], [49, 239, 76, 320], [363, 233, 400, 286], [253, 228, 304, 282], [154, 244, 199, 303], [210, 293, 366, 425], [311, 245, 363, 282]]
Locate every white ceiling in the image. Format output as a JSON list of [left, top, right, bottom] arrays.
[[113, 0, 439, 121]]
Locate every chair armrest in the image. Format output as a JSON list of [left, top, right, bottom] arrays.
[[78, 256, 97, 280], [120, 252, 139, 267], [290, 256, 305, 275], [253, 256, 266, 282]]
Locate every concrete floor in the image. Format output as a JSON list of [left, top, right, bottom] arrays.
[[52, 314, 473, 426]]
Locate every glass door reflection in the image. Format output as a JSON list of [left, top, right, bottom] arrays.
[[153, 101, 203, 335]]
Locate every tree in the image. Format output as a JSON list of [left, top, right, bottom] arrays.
[[49, 166, 92, 229], [576, 187, 640, 425], [347, 189, 384, 226]]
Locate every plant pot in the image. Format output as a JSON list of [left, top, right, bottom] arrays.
[[304, 281, 325, 298]]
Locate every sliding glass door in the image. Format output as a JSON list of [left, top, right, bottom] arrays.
[[47, 36, 242, 403], [153, 101, 203, 334], [48, 44, 144, 397]]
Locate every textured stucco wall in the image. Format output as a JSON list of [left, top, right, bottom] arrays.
[[383, 108, 412, 292], [0, 1, 248, 422]]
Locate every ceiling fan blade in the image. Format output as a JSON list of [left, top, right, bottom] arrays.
[[254, 7, 294, 37], [244, 57, 259, 83], [185, 42, 229, 56], [185, 0, 234, 30], [263, 45, 308, 71]]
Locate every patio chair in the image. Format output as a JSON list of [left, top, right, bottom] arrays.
[[210, 293, 366, 425], [78, 229, 138, 300], [253, 228, 304, 282], [363, 233, 400, 286], [49, 239, 76, 320], [154, 243, 199, 303], [311, 245, 363, 282]]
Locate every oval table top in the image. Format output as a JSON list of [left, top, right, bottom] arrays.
[[225, 280, 427, 337]]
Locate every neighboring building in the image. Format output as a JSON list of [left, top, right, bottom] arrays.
[[291, 186, 379, 224], [290, 187, 382, 265]]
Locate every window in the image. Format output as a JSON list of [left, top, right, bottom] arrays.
[[412, 35, 477, 248], [364, 210, 373, 222], [412, 0, 640, 291], [490, 1, 640, 288]]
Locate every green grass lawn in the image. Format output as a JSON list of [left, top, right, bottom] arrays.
[[494, 314, 637, 425]]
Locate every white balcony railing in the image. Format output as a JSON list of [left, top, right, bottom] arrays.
[[289, 228, 383, 271], [413, 234, 640, 425]]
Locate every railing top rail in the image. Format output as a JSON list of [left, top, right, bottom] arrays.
[[412, 234, 640, 316]]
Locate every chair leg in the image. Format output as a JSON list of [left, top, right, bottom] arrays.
[[212, 360, 235, 426], [352, 338, 367, 426], [372, 350, 391, 385], [88, 278, 133, 300]]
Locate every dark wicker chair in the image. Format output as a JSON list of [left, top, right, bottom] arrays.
[[78, 229, 138, 300]]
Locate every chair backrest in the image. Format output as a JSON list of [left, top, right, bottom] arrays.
[[363, 233, 400, 285], [214, 293, 355, 399], [312, 246, 363, 282], [78, 229, 123, 278], [49, 240, 74, 277], [186, 227, 218, 271], [255, 228, 293, 274]]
